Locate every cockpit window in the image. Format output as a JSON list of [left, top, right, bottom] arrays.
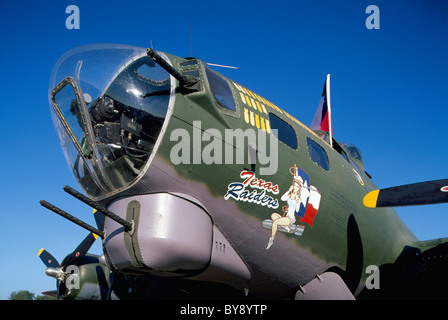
[[340, 142, 366, 174], [341, 142, 364, 164], [205, 66, 236, 111]]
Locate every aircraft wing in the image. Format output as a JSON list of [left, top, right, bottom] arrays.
[[363, 179, 448, 208], [41, 290, 58, 299]]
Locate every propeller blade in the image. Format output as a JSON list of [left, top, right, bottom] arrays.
[[65, 232, 99, 267], [93, 209, 105, 231], [38, 248, 60, 268], [363, 179, 448, 208]]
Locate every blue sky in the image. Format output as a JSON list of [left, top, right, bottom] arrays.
[[0, 0, 446, 299]]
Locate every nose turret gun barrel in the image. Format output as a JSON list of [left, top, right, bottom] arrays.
[[62, 185, 134, 234], [40, 185, 135, 239], [40, 200, 104, 239]]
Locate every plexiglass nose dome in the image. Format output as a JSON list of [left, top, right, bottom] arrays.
[[49, 44, 175, 199]]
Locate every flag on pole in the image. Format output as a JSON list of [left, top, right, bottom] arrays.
[[310, 74, 333, 147]]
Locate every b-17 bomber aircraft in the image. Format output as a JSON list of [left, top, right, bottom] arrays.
[[38, 43, 448, 300]]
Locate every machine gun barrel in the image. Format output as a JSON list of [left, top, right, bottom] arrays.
[[40, 200, 105, 239], [146, 48, 187, 86], [63, 185, 133, 233]]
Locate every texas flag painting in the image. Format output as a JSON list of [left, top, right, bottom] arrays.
[[310, 74, 333, 147], [299, 186, 321, 227], [292, 166, 321, 228]]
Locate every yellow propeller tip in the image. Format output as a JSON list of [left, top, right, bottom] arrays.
[[363, 190, 380, 208], [38, 248, 44, 256]]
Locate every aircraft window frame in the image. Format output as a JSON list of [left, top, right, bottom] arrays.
[[51, 76, 92, 158], [268, 113, 298, 150], [180, 60, 201, 79], [306, 137, 330, 171], [333, 140, 350, 163], [204, 66, 236, 112], [341, 142, 364, 167], [341, 150, 349, 162]]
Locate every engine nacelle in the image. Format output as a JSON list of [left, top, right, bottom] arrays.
[[57, 254, 111, 300]]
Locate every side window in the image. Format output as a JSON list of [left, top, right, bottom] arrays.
[[268, 113, 298, 149], [180, 60, 200, 77], [205, 66, 236, 111], [307, 137, 330, 171]]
